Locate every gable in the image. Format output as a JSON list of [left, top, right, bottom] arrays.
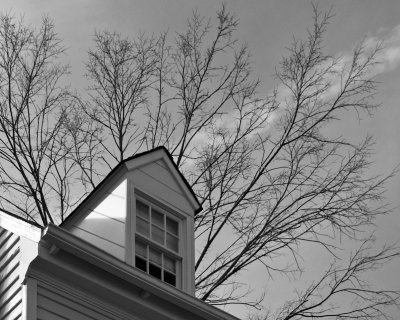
[[129, 158, 193, 214]]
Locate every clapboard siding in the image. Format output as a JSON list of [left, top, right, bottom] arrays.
[[37, 284, 128, 320], [0, 227, 22, 320], [73, 212, 125, 246], [155, 159, 168, 169], [70, 180, 127, 261], [70, 226, 125, 260], [140, 161, 182, 195], [132, 169, 192, 214]]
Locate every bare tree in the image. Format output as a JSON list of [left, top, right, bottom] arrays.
[[0, 14, 83, 224], [272, 239, 399, 320], [85, 30, 157, 166], [82, 4, 399, 319], [1, 4, 397, 320]]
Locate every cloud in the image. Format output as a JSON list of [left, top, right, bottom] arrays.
[[181, 24, 400, 171], [304, 24, 400, 102], [363, 24, 400, 75]]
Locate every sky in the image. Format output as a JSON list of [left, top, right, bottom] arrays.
[[2, 0, 400, 318]]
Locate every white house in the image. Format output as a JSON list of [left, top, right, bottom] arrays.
[[0, 147, 240, 320]]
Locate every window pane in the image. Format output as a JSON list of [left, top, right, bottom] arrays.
[[137, 201, 149, 219], [166, 234, 179, 252], [149, 247, 162, 266], [137, 217, 150, 237], [164, 271, 176, 286], [151, 225, 164, 245], [164, 255, 176, 273], [152, 209, 164, 228], [135, 256, 147, 272], [149, 263, 162, 279], [166, 217, 178, 236], [135, 239, 147, 258]]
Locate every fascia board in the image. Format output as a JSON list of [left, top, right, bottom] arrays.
[[0, 211, 42, 242], [40, 224, 239, 320]]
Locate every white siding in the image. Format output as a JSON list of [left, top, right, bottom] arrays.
[[131, 165, 192, 214], [141, 161, 182, 194], [0, 227, 22, 320], [71, 180, 127, 261], [36, 283, 132, 320]]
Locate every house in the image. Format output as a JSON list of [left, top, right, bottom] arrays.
[[0, 147, 240, 320]]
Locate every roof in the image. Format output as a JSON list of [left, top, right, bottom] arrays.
[[61, 146, 202, 228]]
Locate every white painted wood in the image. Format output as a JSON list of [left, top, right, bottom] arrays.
[[73, 212, 125, 246], [33, 224, 241, 320], [0, 228, 8, 242], [2, 301, 22, 320], [38, 294, 100, 320], [51, 148, 199, 296], [125, 182, 134, 265], [0, 227, 22, 320], [36, 283, 134, 320], [70, 226, 125, 260], [140, 161, 183, 196], [37, 308, 68, 320], [71, 180, 127, 260], [0, 251, 19, 283], [91, 192, 127, 223], [62, 169, 128, 230], [19, 238, 39, 287], [131, 169, 193, 215], [155, 159, 168, 169], [0, 294, 21, 319], [186, 216, 195, 295], [127, 154, 197, 294], [0, 211, 42, 242], [22, 278, 37, 320], [0, 232, 18, 262], [124, 148, 200, 211]]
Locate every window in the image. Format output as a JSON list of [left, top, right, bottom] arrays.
[[134, 199, 180, 287]]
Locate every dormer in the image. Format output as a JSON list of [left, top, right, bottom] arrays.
[[61, 147, 202, 295], [0, 148, 241, 320]]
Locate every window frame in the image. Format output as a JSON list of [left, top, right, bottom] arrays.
[[132, 192, 184, 288]]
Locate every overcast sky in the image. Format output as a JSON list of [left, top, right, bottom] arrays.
[[3, 0, 400, 318]]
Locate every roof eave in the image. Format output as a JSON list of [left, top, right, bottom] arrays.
[[33, 224, 238, 320]]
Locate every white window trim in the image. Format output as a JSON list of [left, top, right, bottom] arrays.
[[135, 235, 182, 288], [127, 186, 186, 289]]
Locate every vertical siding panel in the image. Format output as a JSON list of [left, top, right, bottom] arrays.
[[0, 227, 22, 320]]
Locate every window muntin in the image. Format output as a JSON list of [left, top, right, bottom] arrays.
[[135, 200, 179, 253], [135, 199, 181, 287], [135, 238, 177, 286]]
